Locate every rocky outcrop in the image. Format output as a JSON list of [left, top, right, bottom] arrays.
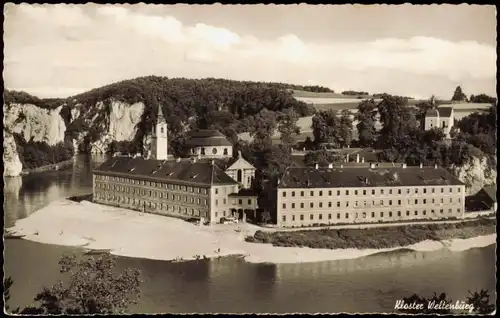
[[85, 101, 145, 154], [4, 103, 66, 146], [450, 156, 497, 195], [3, 131, 23, 177]]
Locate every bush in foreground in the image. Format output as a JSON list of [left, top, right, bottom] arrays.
[[4, 253, 142, 315]]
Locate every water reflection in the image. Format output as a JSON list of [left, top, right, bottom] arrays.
[[3, 154, 109, 228], [3, 154, 497, 314]]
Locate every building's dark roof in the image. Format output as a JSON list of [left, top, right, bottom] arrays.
[[278, 166, 465, 189], [465, 186, 496, 211], [291, 155, 307, 167], [93, 157, 238, 186], [185, 129, 233, 147], [187, 130, 226, 138], [228, 189, 258, 197], [180, 156, 242, 171], [437, 107, 453, 118], [425, 108, 439, 117], [481, 185, 497, 203]]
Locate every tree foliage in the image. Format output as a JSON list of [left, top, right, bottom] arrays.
[[341, 90, 369, 96], [5, 254, 142, 315], [304, 149, 342, 166], [311, 110, 352, 148], [469, 93, 497, 104], [355, 99, 378, 147], [451, 85, 468, 102], [277, 108, 301, 146], [13, 134, 74, 169]]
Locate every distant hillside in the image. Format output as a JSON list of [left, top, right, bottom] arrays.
[[4, 76, 327, 174]]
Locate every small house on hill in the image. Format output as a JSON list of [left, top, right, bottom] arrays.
[[424, 106, 454, 138], [465, 185, 497, 212]]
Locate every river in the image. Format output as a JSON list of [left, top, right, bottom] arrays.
[[3, 155, 496, 314]]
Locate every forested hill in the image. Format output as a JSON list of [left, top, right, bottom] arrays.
[[4, 76, 322, 162]]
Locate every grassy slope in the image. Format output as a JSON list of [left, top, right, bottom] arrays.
[[245, 218, 496, 250]]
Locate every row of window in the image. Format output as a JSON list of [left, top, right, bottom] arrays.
[[95, 194, 208, 217], [215, 198, 254, 206], [281, 186, 461, 198], [214, 186, 239, 195], [95, 185, 209, 206], [195, 147, 229, 156], [281, 197, 462, 209], [281, 208, 462, 222], [94, 175, 208, 194]]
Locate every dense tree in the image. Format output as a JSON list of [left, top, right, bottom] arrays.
[[13, 134, 74, 169], [338, 110, 354, 148], [355, 99, 378, 147], [312, 110, 342, 147], [248, 108, 278, 150], [6, 254, 142, 315], [469, 93, 496, 104], [304, 149, 342, 166], [451, 85, 468, 102], [277, 108, 301, 146], [341, 90, 369, 96], [377, 94, 417, 148]]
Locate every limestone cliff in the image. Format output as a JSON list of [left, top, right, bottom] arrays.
[[3, 99, 145, 176], [450, 156, 497, 195], [90, 101, 144, 154], [3, 131, 23, 177], [4, 103, 66, 146], [66, 100, 145, 154]]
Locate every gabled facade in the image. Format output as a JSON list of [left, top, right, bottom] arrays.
[[424, 107, 454, 138], [224, 152, 256, 189]]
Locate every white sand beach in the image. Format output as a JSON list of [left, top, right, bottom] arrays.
[[6, 200, 497, 264]]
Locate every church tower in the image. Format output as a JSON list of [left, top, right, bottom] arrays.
[[151, 104, 168, 160]]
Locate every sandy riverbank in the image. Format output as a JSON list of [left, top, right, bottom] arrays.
[[6, 200, 496, 264]]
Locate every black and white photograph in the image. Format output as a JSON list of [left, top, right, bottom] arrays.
[[3, 3, 496, 315]]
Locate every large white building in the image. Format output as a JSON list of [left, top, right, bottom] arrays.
[[92, 106, 259, 224], [275, 164, 466, 227]]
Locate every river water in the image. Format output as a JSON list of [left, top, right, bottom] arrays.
[[3, 155, 496, 314]]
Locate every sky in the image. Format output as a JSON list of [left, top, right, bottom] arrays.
[[3, 4, 497, 100]]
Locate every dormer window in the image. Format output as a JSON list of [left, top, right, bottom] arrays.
[[223, 148, 228, 155]]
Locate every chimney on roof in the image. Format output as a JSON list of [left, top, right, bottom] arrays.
[[420, 163, 423, 168], [340, 164, 344, 168], [402, 163, 407, 169], [238, 150, 242, 158], [434, 164, 438, 169], [176, 157, 181, 162], [361, 157, 365, 163], [356, 153, 360, 163], [328, 163, 333, 169], [370, 163, 376, 169], [211, 159, 215, 165], [315, 163, 319, 170]]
